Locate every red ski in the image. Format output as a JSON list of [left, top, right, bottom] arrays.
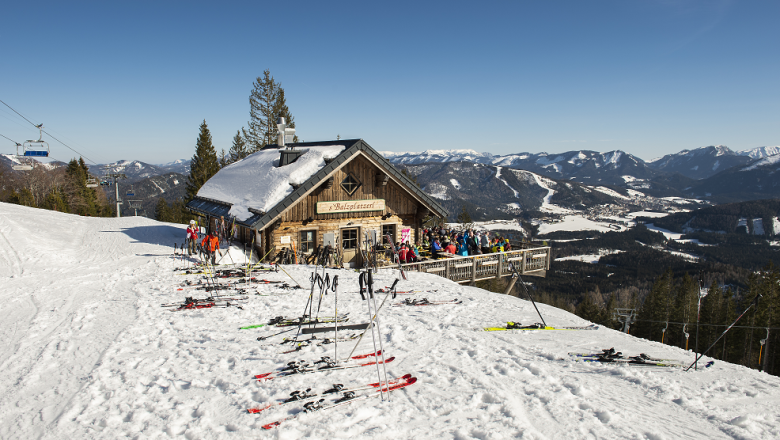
[[247, 373, 412, 414], [261, 376, 417, 429]]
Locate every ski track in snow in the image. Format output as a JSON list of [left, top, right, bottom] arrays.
[[494, 167, 520, 198], [1, 201, 780, 439]]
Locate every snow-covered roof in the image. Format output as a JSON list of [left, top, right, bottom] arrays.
[[196, 145, 345, 221]]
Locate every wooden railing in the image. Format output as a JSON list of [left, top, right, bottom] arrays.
[[399, 247, 551, 284]]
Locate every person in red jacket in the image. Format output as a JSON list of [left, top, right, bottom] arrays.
[[444, 240, 457, 256], [201, 230, 220, 265], [398, 244, 409, 264], [186, 220, 198, 255]]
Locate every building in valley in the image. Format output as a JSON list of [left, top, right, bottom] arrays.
[[186, 138, 448, 268]]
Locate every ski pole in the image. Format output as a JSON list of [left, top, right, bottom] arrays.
[[346, 278, 398, 360], [257, 325, 298, 341], [277, 263, 303, 288], [685, 294, 761, 372], [334, 275, 339, 361], [367, 270, 391, 400], [360, 271, 386, 400]]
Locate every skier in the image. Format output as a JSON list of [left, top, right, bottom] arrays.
[[186, 220, 199, 255], [201, 229, 221, 265]]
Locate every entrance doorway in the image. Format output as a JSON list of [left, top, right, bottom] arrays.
[[340, 228, 360, 268]]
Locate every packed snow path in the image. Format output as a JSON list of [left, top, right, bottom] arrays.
[[1, 202, 779, 439]]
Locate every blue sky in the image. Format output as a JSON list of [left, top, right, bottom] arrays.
[[1, 0, 777, 164]]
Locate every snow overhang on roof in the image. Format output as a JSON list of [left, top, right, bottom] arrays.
[[186, 139, 448, 230]]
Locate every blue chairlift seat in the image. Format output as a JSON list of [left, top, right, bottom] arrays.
[[24, 150, 49, 157]]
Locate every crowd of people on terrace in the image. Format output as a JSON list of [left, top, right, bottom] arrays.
[[388, 226, 513, 264]]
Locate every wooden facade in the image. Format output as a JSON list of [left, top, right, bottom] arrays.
[[186, 141, 447, 268]]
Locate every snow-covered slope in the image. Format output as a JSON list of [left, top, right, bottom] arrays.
[[738, 146, 780, 160], [89, 160, 169, 182], [647, 146, 753, 180], [1, 202, 779, 439], [383, 149, 657, 186], [157, 158, 192, 175]]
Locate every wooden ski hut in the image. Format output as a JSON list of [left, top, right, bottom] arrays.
[[186, 139, 448, 268]]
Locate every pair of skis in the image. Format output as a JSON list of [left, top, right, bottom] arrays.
[[248, 373, 414, 414], [170, 300, 244, 311], [254, 352, 394, 381], [392, 298, 462, 306], [278, 335, 359, 353], [161, 296, 247, 308], [483, 323, 599, 331], [569, 348, 689, 368], [240, 314, 349, 330], [259, 374, 417, 429]]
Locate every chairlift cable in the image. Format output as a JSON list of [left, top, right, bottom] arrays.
[[0, 98, 99, 165], [0, 133, 21, 145]]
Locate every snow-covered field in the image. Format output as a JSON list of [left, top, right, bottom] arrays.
[[2, 202, 780, 439], [555, 250, 623, 264]]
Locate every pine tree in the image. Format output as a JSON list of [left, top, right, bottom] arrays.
[[246, 70, 279, 151], [273, 88, 298, 143], [246, 70, 297, 151], [186, 120, 220, 202], [576, 292, 602, 323], [218, 148, 228, 169], [42, 187, 69, 212], [227, 129, 249, 164], [456, 205, 472, 226], [155, 197, 170, 222]]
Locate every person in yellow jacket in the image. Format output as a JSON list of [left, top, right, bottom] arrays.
[[491, 237, 504, 253], [201, 230, 221, 265]]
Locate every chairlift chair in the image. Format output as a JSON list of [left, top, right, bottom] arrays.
[[11, 142, 34, 171], [86, 176, 99, 188], [23, 124, 49, 158]]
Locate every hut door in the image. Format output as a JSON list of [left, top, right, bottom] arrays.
[[341, 228, 361, 268]]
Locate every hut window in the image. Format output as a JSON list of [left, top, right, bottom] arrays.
[[342, 229, 358, 250], [300, 230, 316, 253], [382, 224, 396, 244], [340, 173, 361, 195]]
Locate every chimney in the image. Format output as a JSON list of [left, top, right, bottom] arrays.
[[277, 117, 303, 166]]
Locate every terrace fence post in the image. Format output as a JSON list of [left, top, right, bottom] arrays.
[[521, 250, 527, 274]]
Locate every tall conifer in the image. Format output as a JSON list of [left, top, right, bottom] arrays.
[[186, 120, 219, 202], [247, 70, 278, 151], [246, 70, 298, 150], [227, 130, 249, 164]]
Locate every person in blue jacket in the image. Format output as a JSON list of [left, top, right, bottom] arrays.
[[431, 238, 443, 258], [456, 238, 469, 256]]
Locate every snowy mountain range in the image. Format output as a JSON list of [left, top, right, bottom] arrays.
[[86, 159, 191, 183], [382, 145, 780, 181]]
